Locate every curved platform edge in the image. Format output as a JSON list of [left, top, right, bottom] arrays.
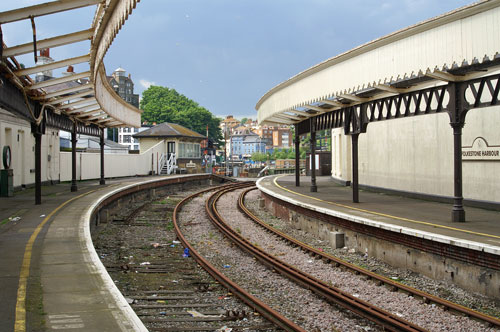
[[256, 176, 500, 256], [42, 174, 213, 331]]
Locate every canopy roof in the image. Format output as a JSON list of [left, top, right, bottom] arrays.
[[256, 0, 500, 126], [0, 0, 142, 129]]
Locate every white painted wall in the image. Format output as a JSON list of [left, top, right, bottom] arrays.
[[331, 106, 500, 203], [0, 110, 60, 187]]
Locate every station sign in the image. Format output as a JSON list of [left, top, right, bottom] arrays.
[[462, 137, 500, 161]]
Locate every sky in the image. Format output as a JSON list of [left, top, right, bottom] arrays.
[[2, 0, 473, 120]]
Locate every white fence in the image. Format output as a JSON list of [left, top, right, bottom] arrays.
[[60, 141, 166, 182]]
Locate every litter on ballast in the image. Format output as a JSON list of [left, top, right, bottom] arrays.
[[183, 248, 190, 257], [216, 326, 232, 332], [140, 262, 151, 265], [187, 310, 222, 318]]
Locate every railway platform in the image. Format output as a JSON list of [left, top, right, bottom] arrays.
[[0, 177, 155, 332], [257, 174, 500, 298], [257, 175, 500, 250]]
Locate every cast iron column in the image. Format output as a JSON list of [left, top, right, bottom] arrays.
[[351, 133, 359, 203], [448, 82, 467, 222], [310, 119, 317, 192], [71, 122, 78, 192], [34, 130, 42, 205], [451, 123, 465, 222], [294, 124, 300, 187], [100, 128, 105, 185]]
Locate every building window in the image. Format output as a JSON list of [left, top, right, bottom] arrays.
[[178, 142, 201, 158], [123, 135, 131, 143]]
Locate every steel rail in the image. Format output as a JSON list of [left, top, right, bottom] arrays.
[[239, 186, 500, 329], [208, 185, 426, 332], [173, 182, 306, 332]]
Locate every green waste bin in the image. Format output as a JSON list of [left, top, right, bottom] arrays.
[[0, 169, 13, 197]]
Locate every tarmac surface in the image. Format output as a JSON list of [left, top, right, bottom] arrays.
[[0, 177, 150, 332], [258, 175, 500, 251]]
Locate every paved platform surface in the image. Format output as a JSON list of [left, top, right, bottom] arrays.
[[257, 175, 500, 252], [0, 177, 151, 332]]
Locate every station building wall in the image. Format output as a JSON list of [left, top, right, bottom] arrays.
[[0, 109, 60, 188], [331, 106, 500, 203]]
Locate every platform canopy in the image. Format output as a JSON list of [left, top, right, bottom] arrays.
[[256, 0, 500, 127], [0, 0, 142, 129]]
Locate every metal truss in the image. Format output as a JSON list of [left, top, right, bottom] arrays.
[[46, 110, 101, 136], [297, 73, 500, 136]]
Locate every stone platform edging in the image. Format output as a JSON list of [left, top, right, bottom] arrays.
[[256, 176, 500, 256]]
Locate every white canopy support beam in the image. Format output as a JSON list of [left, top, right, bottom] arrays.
[[3, 29, 93, 57], [337, 94, 367, 103], [27, 71, 91, 90], [268, 115, 295, 124], [304, 105, 328, 113], [57, 97, 96, 109], [425, 70, 460, 82], [276, 112, 304, 121], [86, 113, 108, 121], [74, 109, 102, 118], [33, 83, 93, 100], [45, 89, 94, 105], [319, 99, 346, 108], [374, 84, 409, 94], [65, 102, 99, 114], [0, 0, 101, 24], [96, 117, 115, 124], [106, 121, 124, 127], [15, 54, 90, 76], [289, 109, 315, 117], [425, 69, 491, 83]]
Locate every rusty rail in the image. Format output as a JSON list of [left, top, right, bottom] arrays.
[[239, 186, 500, 329], [208, 185, 426, 332], [173, 182, 306, 332]]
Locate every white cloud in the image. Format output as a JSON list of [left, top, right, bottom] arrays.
[[139, 79, 155, 89]]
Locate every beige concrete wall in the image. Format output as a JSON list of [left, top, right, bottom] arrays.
[[0, 110, 60, 187], [331, 106, 500, 202]]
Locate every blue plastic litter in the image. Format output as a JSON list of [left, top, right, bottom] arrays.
[[183, 248, 190, 257]]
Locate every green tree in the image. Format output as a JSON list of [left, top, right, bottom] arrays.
[[240, 117, 248, 125], [250, 152, 267, 162], [140, 85, 223, 143]]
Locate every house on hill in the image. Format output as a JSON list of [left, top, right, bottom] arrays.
[[133, 123, 205, 174]]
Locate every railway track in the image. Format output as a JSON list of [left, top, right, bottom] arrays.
[[238, 186, 500, 330], [95, 184, 278, 331], [201, 183, 426, 332], [95, 181, 499, 331]]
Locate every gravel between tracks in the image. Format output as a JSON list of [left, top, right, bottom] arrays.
[[180, 191, 380, 332], [240, 188, 500, 332]]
